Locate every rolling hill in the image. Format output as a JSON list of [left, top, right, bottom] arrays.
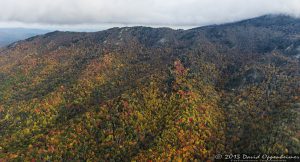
[[0, 28, 49, 47]]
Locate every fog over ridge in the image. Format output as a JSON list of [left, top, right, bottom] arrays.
[[0, 0, 300, 29]]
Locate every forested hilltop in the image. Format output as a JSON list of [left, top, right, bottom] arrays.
[[0, 15, 299, 161]]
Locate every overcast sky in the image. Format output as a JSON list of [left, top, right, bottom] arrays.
[[0, 0, 300, 30]]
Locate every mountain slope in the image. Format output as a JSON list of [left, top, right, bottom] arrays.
[[0, 15, 299, 161], [0, 28, 49, 47]]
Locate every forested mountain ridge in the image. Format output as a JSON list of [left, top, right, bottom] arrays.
[[0, 15, 299, 161]]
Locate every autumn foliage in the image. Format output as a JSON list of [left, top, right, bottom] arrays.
[[0, 20, 300, 160]]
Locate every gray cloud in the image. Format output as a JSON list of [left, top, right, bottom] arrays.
[[0, 0, 300, 28]]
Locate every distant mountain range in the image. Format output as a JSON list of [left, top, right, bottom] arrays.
[[0, 15, 299, 161], [0, 28, 50, 47]]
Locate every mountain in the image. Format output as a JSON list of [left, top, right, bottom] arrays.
[[0, 28, 49, 47], [0, 15, 299, 161]]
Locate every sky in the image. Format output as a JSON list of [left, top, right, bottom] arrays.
[[0, 0, 300, 31]]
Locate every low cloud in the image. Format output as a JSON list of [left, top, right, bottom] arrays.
[[0, 0, 300, 28]]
